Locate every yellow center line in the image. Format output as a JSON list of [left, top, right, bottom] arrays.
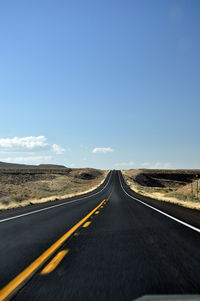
[[107, 172, 116, 199], [0, 175, 116, 301], [82, 221, 91, 228], [95, 211, 100, 214], [40, 250, 69, 275], [0, 198, 106, 301]]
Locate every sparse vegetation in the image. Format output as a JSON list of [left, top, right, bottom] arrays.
[[122, 169, 200, 210], [0, 168, 109, 210]]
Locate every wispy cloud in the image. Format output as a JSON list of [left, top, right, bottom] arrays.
[[140, 162, 172, 169], [114, 161, 135, 168], [140, 162, 150, 167], [52, 144, 65, 154], [0, 136, 65, 155], [2, 156, 52, 164], [92, 147, 114, 154], [151, 162, 172, 169]]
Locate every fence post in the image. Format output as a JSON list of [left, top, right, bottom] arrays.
[[191, 183, 193, 201]]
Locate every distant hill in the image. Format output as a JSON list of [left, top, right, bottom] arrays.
[[38, 164, 67, 169], [0, 161, 66, 169]]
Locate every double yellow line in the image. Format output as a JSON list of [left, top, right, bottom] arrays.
[[0, 198, 107, 301]]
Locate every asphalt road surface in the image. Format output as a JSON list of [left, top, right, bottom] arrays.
[[1, 170, 200, 300]]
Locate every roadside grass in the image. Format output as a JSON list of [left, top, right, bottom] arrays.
[[122, 169, 200, 210], [0, 168, 109, 211]]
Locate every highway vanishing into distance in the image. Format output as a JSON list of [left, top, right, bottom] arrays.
[[1, 171, 200, 300]]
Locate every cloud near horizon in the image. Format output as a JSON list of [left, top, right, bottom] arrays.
[[114, 161, 173, 169], [114, 161, 135, 168], [2, 156, 53, 164], [52, 144, 65, 154], [92, 147, 114, 154], [140, 162, 172, 169], [0, 136, 65, 154]]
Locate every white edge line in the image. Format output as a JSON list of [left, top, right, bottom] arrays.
[[118, 171, 200, 234], [0, 171, 113, 224]]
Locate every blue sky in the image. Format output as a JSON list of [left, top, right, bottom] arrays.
[[0, 0, 200, 169]]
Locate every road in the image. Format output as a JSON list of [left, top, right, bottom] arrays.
[[1, 170, 200, 300]]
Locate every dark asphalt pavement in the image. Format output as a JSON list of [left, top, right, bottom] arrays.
[[0, 172, 113, 289], [1, 171, 200, 300]]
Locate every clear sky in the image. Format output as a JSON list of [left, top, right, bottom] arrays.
[[0, 0, 200, 170]]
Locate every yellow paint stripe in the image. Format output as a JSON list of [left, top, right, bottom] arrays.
[[107, 175, 115, 199], [40, 250, 68, 275], [100, 206, 104, 208], [0, 198, 106, 301], [95, 211, 100, 214], [82, 221, 91, 228]]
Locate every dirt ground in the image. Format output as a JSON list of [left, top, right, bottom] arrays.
[[122, 169, 200, 210], [0, 168, 109, 210]]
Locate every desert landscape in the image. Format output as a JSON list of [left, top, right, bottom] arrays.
[[0, 162, 108, 210], [122, 169, 200, 210]]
